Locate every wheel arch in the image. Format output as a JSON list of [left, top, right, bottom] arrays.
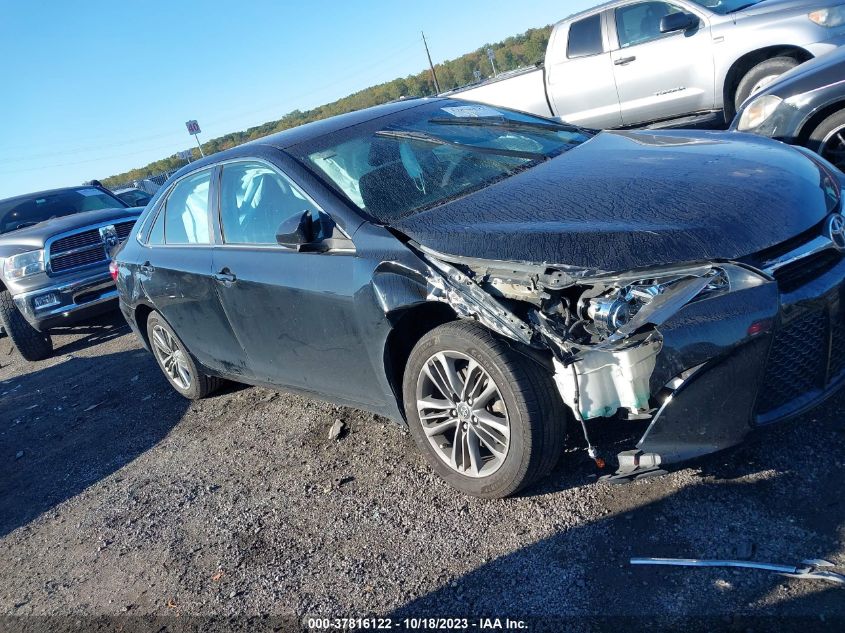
[[723, 46, 813, 115], [383, 301, 459, 420], [796, 99, 845, 144], [133, 302, 156, 350]]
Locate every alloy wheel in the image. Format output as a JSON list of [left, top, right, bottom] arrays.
[[415, 350, 510, 478], [820, 125, 845, 171], [151, 324, 192, 390]]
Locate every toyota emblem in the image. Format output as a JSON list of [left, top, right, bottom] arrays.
[[828, 214, 845, 252]]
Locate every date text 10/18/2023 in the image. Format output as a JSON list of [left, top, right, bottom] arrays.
[[304, 617, 528, 630]]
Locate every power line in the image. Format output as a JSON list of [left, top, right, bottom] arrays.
[[0, 37, 432, 176], [0, 141, 185, 176]]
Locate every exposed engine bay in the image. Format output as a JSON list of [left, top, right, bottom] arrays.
[[415, 242, 769, 466]]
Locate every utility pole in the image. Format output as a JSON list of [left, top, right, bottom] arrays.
[[421, 31, 441, 94], [486, 48, 498, 77]]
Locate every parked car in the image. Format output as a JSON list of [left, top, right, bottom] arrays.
[[448, 0, 845, 129], [0, 186, 142, 360], [732, 45, 845, 170], [114, 187, 153, 208], [115, 98, 845, 498], [132, 179, 161, 195]]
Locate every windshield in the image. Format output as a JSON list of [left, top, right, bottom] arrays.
[[0, 187, 126, 234], [291, 102, 591, 222], [688, 0, 763, 14]]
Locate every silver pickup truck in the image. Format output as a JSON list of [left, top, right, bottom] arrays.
[[0, 186, 141, 361], [450, 0, 845, 129]]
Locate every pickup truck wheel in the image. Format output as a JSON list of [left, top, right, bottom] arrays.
[[403, 320, 566, 499], [807, 110, 845, 172], [146, 311, 222, 399], [735, 57, 799, 110], [0, 289, 53, 361]]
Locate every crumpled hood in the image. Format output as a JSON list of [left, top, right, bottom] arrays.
[[391, 130, 840, 272], [0, 207, 141, 256]]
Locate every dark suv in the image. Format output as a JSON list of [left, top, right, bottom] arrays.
[[0, 186, 141, 360]]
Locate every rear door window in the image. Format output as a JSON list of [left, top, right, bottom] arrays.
[[162, 170, 212, 245], [567, 14, 604, 58]]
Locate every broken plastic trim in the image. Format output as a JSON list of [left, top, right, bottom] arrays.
[[414, 244, 766, 427], [424, 252, 535, 345]]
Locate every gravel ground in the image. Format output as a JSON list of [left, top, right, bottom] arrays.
[[0, 312, 843, 630]]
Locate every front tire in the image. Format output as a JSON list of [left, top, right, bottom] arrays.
[[403, 321, 566, 498], [0, 289, 53, 361], [146, 311, 221, 399], [734, 57, 799, 111], [807, 109, 845, 172]]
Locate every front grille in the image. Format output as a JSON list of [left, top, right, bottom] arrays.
[[830, 314, 845, 379], [50, 248, 108, 273], [115, 221, 134, 239], [51, 229, 101, 253], [756, 309, 827, 415], [48, 220, 136, 274], [773, 250, 842, 293]]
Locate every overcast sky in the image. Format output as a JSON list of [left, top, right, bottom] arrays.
[[0, 0, 595, 197]]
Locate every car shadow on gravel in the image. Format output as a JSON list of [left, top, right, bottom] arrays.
[[48, 311, 130, 356], [0, 349, 189, 538], [391, 402, 845, 626]]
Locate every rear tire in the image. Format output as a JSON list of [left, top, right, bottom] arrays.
[[146, 311, 222, 399], [0, 289, 53, 361], [402, 320, 566, 498], [734, 57, 799, 111], [807, 109, 845, 172]]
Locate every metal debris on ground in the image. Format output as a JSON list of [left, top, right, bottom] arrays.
[[630, 557, 845, 585]]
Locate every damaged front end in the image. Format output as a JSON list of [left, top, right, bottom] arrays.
[[415, 243, 778, 479]]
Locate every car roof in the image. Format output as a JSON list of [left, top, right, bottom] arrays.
[[558, 0, 618, 24], [251, 97, 439, 150], [0, 185, 109, 205]]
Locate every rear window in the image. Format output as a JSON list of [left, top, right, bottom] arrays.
[[0, 188, 126, 235], [567, 15, 604, 58], [117, 189, 152, 206], [161, 170, 212, 245]]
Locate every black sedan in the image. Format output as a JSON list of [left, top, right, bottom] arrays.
[[732, 46, 845, 171], [115, 98, 845, 498]]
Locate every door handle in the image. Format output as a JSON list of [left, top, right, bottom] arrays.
[[213, 269, 237, 284], [614, 56, 636, 66], [140, 261, 155, 275]]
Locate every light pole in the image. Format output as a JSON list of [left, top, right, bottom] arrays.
[[486, 48, 497, 76]]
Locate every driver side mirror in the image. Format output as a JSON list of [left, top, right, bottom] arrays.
[[660, 12, 699, 34], [276, 211, 325, 252]]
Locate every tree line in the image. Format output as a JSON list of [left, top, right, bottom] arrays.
[[102, 25, 551, 188]]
